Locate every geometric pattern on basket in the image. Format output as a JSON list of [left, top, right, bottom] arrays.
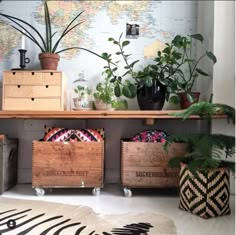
[[44, 127, 105, 142], [179, 163, 231, 219]]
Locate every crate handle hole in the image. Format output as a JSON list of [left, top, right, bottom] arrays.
[[50, 72, 54, 76], [31, 98, 35, 101], [32, 72, 35, 75], [12, 72, 15, 75]]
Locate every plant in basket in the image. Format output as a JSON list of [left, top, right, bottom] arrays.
[[163, 102, 235, 219]]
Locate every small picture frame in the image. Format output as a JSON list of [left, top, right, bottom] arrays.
[[126, 23, 140, 39]]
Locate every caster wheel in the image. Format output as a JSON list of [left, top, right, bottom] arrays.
[[92, 187, 101, 196], [123, 188, 132, 197], [35, 187, 45, 196]]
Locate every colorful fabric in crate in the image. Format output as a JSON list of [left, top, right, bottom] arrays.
[[131, 130, 168, 143], [44, 127, 104, 142]]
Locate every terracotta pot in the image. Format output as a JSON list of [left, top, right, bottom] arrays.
[[38, 53, 60, 70], [179, 92, 200, 109]]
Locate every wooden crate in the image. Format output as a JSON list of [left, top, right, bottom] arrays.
[[32, 141, 104, 189], [121, 140, 187, 188], [2, 70, 66, 111], [0, 135, 18, 194]]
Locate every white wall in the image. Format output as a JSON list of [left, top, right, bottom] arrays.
[[212, 1, 235, 194]]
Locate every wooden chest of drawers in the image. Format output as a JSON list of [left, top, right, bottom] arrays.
[[2, 70, 66, 111]]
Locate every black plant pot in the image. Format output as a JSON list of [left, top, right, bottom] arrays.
[[137, 80, 166, 110]]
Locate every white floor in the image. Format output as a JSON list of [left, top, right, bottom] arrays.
[[1, 183, 235, 235]]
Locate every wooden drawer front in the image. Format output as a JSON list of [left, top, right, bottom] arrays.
[[4, 85, 61, 98], [3, 71, 42, 85], [3, 71, 61, 85], [32, 141, 104, 187], [121, 141, 187, 188], [3, 98, 61, 110], [42, 72, 61, 85]]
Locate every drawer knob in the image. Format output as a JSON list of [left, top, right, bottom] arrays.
[[45, 85, 49, 88], [31, 98, 35, 101], [31, 72, 35, 75], [17, 85, 21, 88]]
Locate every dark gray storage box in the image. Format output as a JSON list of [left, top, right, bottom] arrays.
[[0, 135, 18, 194]]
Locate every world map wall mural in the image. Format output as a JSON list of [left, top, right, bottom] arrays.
[[0, 0, 198, 109]]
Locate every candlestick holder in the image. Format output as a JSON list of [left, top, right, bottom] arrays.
[[18, 49, 30, 69]]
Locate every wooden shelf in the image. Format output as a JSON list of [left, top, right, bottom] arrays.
[[0, 110, 227, 120]]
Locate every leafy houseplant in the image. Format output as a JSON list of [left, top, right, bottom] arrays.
[[167, 34, 217, 108], [0, 1, 102, 70], [163, 102, 235, 219], [93, 71, 116, 110], [101, 33, 182, 110]]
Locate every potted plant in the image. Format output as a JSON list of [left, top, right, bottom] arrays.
[[167, 34, 217, 109], [100, 33, 181, 110], [163, 102, 235, 219], [93, 71, 116, 110], [0, 1, 102, 70]]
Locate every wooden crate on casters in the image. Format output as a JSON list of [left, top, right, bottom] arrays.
[[121, 139, 187, 197], [32, 141, 104, 196]]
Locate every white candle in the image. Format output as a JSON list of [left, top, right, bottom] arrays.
[[21, 30, 25, 50]]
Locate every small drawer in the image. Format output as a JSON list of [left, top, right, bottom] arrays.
[[3, 71, 24, 84], [42, 72, 61, 85], [4, 85, 61, 98], [3, 98, 62, 110]]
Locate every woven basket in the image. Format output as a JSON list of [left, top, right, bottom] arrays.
[[179, 163, 231, 219]]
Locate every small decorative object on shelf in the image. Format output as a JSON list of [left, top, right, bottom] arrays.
[[18, 49, 30, 69], [71, 72, 93, 110], [11, 49, 30, 70]]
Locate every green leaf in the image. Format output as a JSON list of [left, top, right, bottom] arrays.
[[122, 40, 130, 47], [187, 93, 195, 103], [206, 51, 217, 63], [108, 37, 114, 41], [110, 78, 116, 83], [196, 68, 210, 76], [114, 84, 121, 97], [169, 95, 180, 104], [127, 83, 137, 98], [122, 84, 136, 98], [129, 60, 139, 68], [189, 33, 204, 42]]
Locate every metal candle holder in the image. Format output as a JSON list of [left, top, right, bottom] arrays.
[[18, 49, 30, 69]]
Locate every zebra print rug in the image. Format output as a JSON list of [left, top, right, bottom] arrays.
[[0, 197, 177, 235]]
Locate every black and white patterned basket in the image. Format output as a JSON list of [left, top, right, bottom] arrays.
[[179, 163, 231, 219]]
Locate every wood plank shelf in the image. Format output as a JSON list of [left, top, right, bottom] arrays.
[[0, 110, 227, 120]]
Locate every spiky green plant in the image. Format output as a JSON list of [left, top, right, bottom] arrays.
[[0, 1, 102, 57], [170, 102, 235, 123], [164, 133, 235, 176]]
